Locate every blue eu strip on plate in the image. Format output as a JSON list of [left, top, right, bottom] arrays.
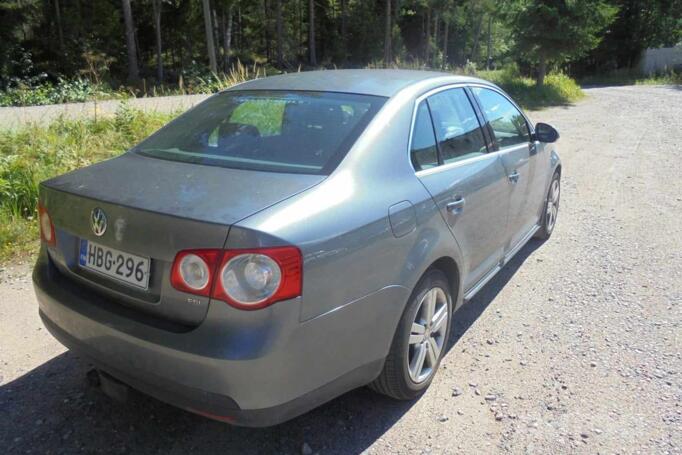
[[79, 240, 88, 266]]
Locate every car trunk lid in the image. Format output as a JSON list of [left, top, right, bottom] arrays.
[[40, 153, 324, 326]]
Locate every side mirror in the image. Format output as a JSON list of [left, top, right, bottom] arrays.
[[535, 122, 559, 143]]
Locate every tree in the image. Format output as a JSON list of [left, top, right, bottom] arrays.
[[340, 0, 347, 61], [578, 0, 682, 72], [202, 0, 218, 73], [308, 0, 316, 65], [276, 0, 284, 66], [121, 0, 139, 84], [508, 0, 617, 86], [151, 0, 163, 82], [384, 0, 392, 66], [54, 0, 65, 51], [223, 1, 234, 70]]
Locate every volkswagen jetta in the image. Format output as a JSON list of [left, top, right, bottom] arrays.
[[34, 69, 561, 426]]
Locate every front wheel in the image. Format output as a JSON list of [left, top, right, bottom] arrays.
[[369, 269, 453, 400], [535, 172, 560, 240]]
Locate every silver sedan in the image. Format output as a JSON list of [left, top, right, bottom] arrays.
[[33, 69, 561, 426]]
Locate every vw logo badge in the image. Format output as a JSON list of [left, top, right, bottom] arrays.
[[91, 207, 107, 237]]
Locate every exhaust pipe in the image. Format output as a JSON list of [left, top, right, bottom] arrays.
[[86, 368, 130, 403]]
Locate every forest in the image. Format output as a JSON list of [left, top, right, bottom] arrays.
[[0, 0, 680, 106]]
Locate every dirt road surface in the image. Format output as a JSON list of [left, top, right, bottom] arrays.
[[0, 94, 209, 129], [1, 85, 680, 454]]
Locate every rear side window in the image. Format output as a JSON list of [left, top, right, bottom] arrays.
[[410, 102, 439, 171], [133, 91, 386, 175], [472, 87, 530, 149], [426, 88, 488, 164]]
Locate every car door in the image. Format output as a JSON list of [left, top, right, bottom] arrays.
[[411, 87, 510, 292], [471, 86, 539, 253]]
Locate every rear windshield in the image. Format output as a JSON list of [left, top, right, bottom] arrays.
[[133, 90, 386, 174]]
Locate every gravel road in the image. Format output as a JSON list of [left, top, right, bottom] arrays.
[[1, 85, 680, 454], [0, 94, 209, 129]]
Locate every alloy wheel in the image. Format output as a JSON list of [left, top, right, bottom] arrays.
[[545, 178, 560, 233], [407, 287, 449, 383]]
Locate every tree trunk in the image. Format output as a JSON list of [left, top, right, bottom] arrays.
[[340, 0, 347, 62], [202, 0, 218, 74], [486, 14, 493, 70], [276, 0, 284, 66], [442, 19, 449, 70], [152, 0, 163, 82], [537, 54, 547, 87], [121, 0, 139, 84], [212, 8, 221, 65], [224, 3, 233, 70], [383, 0, 391, 66], [424, 7, 431, 63], [262, 0, 271, 61], [54, 0, 65, 50], [308, 0, 316, 65], [470, 11, 484, 65], [433, 9, 439, 67]]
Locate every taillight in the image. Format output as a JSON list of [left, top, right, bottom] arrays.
[[38, 203, 56, 246], [170, 246, 302, 310], [170, 249, 222, 297], [215, 247, 302, 310]]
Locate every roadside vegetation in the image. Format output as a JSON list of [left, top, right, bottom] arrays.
[[481, 67, 584, 109], [580, 69, 682, 86], [0, 105, 174, 261], [0, 61, 266, 108]]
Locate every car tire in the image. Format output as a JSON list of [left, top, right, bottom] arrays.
[[369, 268, 453, 400], [535, 171, 560, 241]]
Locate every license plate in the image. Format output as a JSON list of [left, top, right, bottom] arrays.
[[79, 240, 150, 289]]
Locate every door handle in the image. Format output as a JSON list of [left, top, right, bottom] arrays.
[[529, 142, 538, 155], [508, 171, 520, 183], [446, 196, 465, 214]]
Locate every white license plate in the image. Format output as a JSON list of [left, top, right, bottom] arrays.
[[79, 240, 150, 289]]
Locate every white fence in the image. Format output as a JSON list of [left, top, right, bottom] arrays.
[[640, 45, 682, 75]]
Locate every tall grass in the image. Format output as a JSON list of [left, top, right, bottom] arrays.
[[0, 104, 176, 261], [478, 67, 584, 109]]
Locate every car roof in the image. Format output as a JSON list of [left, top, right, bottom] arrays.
[[223, 69, 488, 98]]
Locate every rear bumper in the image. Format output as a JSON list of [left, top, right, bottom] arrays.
[[33, 251, 408, 426]]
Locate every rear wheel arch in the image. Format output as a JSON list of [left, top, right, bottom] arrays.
[[428, 256, 460, 306]]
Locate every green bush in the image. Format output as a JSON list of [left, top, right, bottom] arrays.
[[0, 77, 130, 107], [477, 67, 584, 109], [0, 105, 176, 261]]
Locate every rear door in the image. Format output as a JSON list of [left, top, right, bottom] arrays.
[[471, 87, 538, 253], [411, 86, 510, 291]]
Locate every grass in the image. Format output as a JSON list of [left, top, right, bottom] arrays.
[[580, 69, 682, 86], [478, 67, 584, 110], [0, 104, 176, 262]]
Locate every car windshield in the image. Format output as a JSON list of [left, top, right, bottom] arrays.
[[132, 90, 386, 175]]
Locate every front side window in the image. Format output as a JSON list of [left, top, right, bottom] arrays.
[[472, 87, 530, 149], [410, 102, 439, 171], [133, 90, 386, 175], [426, 88, 488, 164]]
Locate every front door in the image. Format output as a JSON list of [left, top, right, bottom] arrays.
[[410, 87, 509, 291], [471, 87, 538, 252]]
